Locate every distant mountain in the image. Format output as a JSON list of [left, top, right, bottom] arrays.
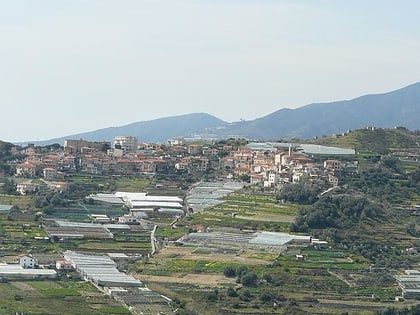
[[33, 113, 228, 145], [214, 82, 420, 140], [15, 82, 420, 145]]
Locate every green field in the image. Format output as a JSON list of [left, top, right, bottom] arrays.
[[77, 240, 151, 252], [184, 192, 299, 234], [206, 193, 298, 226], [0, 280, 130, 315]]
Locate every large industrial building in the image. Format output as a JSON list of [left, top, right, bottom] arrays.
[[89, 191, 185, 218], [0, 263, 57, 279], [396, 270, 420, 299], [64, 251, 143, 287]]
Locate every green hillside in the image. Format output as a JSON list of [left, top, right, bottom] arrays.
[[0, 140, 13, 153], [312, 127, 420, 154]]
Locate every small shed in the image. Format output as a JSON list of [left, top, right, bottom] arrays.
[[90, 214, 110, 224], [296, 254, 305, 261], [56, 260, 74, 270], [311, 239, 329, 249]]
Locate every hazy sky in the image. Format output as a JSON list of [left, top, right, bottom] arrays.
[[1, 0, 420, 142]]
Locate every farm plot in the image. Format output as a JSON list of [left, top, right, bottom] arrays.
[[43, 220, 113, 239], [113, 288, 172, 315], [77, 240, 151, 252], [158, 246, 274, 265], [279, 248, 369, 271], [131, 244, 274, 289], [137, 273, 236, 287], [0, 220, 54, 255], [0, 280, 130, 315], [207, 193, 298, 224]]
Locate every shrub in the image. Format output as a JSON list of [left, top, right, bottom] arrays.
[[226, 287, 238, 297], [240, 272, 258, 287], [236, 265, 248, 277], [259, 291, 272, 303], [223, 265, 237, 277], [239, 289, 252, 302]]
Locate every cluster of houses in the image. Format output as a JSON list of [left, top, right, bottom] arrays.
[[221, 142, 356, 188], [8, 136, 358, 195]]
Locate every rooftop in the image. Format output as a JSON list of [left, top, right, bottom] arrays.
[[246, 142, 356, 156], [64, 251, 143, 287], [0, 263, 57, 277]]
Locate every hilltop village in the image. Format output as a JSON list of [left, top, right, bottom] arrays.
[[11, 135, 357, 196]]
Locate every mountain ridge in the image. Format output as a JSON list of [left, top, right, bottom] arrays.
[[216, 81, 420, 140], [14, 81, 420, 145], [29, 113, 228, 145]]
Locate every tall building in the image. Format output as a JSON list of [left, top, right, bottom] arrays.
[[113, 136, 138, 153]]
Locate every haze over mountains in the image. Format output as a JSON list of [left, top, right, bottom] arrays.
[[29, 82, 420, 145]]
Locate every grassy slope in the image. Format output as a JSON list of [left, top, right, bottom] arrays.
[[311, 127, 420, 154]]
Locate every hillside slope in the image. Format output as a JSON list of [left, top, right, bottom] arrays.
[[311, 127, 420, 154]]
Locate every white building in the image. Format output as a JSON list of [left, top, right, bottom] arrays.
[[16, 182, 35, 195], [19, 255, 36, 269], [0, 263, 56, 279], [268, 173, 279, 185], [292, 172, 303, 183], [113, 136, 138, 153], [56, 260, 74, 270], [118, 215, 139, 225]]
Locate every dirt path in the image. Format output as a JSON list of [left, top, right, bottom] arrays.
[[236, 213, 295, 222], [136, 273, 236, 286], [10, 281, 36, 291], [328, 270, 354, 287]]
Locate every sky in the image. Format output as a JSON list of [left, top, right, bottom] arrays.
[[1, 0, 420, 142]]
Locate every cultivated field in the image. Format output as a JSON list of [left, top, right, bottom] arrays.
[[0, 280, 130, 315]]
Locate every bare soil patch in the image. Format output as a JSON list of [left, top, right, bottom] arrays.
[[236, 213, 295, 222], [10, 282, 36, 291], [137, 273, 236, 286]]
